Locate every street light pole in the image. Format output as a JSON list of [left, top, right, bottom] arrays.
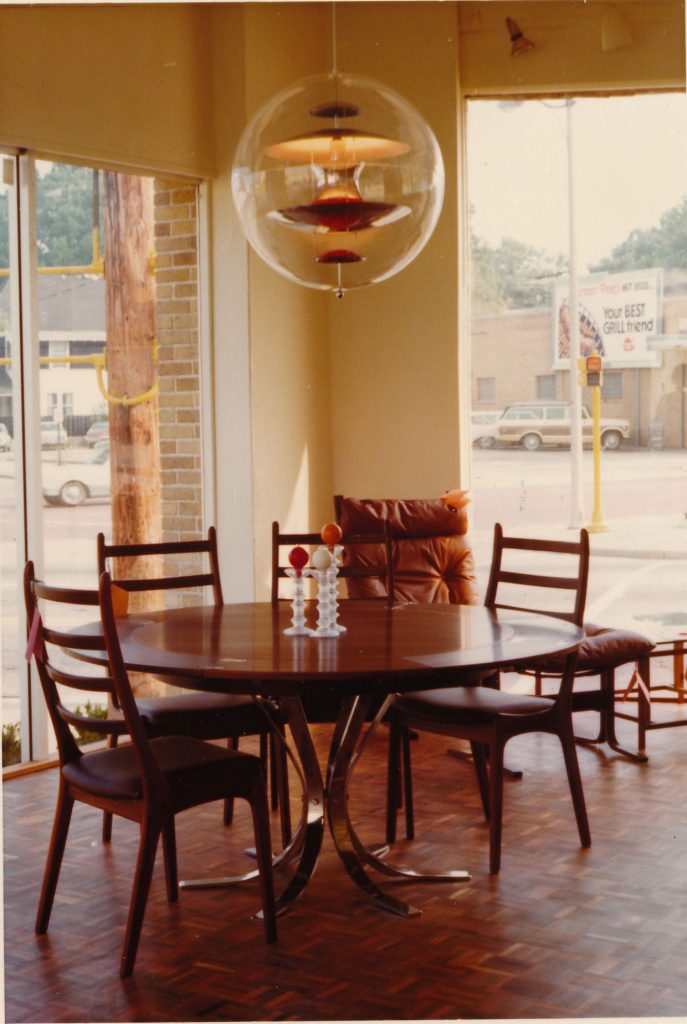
[[566, 98, 584, 529]]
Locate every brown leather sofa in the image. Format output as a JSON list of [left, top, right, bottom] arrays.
[[334, 495, 479, 605]]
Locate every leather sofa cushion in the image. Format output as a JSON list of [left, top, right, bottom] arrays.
[[338, 496, 479, 605]]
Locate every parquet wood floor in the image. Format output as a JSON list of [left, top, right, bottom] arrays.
[[4, 701, 687, 1022]]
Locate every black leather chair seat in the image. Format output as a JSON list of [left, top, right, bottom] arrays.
[[136, 691, 269, 740], [395, 686, 554, 727], [533, 622, 654, 675], [63, 735, 261, 806]]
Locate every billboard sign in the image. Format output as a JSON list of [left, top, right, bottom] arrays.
[[553, 268, 663, 369]]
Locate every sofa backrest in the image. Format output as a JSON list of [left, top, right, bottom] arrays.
[[335, 495, 479, 605]]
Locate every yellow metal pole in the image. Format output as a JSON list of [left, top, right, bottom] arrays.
[[588, 382, 609, 533]]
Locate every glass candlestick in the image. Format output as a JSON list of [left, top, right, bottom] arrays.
[[283, 568, 313, 635], [307, 563, 340, 638], [327, 543, 346, 634]]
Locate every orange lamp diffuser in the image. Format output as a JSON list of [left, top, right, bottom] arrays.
[[231, 72, 444, 297]]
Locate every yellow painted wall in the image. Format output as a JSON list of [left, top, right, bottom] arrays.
[[208, 3, 336, 599], [458, 1, 685, 95], [0, 4, 214, 178], [207, 5, 256, 601], [328, 2, 463, 502], [240, 4, 336, 595]]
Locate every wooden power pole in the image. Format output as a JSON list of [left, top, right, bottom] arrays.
[[103, 173, 163, 694]]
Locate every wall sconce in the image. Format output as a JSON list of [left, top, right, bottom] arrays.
[[506, 17, 535, 56], [232, 72, 444, 298], [601, 4, 634, 52]]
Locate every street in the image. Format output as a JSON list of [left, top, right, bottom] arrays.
[[469, 446, 687, 633]]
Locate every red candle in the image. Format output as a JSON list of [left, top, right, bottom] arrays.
[[288, 546, 309, 575]]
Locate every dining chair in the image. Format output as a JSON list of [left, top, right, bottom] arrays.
[[528, 622, 654, 764], [386, 523, 592, 873], [96, 530, 291, 846], [603, 636, 683, 753], [24, 562, 276, 977], [485, 517, 652, 763]]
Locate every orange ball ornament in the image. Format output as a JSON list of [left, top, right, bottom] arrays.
[[321, 522, 342, 547]]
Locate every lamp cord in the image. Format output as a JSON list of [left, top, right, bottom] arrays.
[[331, 0, 337, 77]]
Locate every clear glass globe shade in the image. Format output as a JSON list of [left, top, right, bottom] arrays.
[[232, 72, 445, 295]]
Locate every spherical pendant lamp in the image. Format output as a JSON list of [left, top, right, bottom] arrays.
[[231, 72, 445, 297]]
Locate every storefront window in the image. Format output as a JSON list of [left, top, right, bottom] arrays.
[[2, 158, 205, 766]]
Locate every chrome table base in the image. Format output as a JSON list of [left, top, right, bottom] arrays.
[[182, 692, 471, 918], [326, 694, 470, 918]]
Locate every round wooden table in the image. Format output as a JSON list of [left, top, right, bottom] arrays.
[[87, 600, 583, 918]]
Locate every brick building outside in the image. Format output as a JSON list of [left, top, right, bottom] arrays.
[[471, 270, 687, 449]]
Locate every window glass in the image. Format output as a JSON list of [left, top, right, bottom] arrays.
[[537, 374, 556, 400], [469, 93, 687, 451], [602, 371, 623, 399], [3, 159, 206, 765], [0, 158, 20, 765], [505, 408, 538, 421], [477, 376, 496, 403]]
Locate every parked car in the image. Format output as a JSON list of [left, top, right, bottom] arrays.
[[40, 422, 67, 448], [85, 420, 109, 446], [0, 423, 11, 452], [42, 445, 110, 506], [495, 401, 630, 451], [471, 410, 503, 448]]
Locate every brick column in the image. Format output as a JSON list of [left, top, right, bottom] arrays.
[[154, 180, 204, 604]]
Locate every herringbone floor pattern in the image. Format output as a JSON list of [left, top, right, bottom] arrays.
[[4, 701, 687, 1021]]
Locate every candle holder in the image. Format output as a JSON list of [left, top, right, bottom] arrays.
[[327, 543, 347, 635], [283, 567, 313, 636], [307, 561, 340, 638]]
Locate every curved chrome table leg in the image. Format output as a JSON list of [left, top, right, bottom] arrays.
[[264, 696, 325, 915], [327, 695, 471, 918], [181, 696, 324, 912]]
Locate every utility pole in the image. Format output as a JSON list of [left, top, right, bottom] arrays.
[[103, 173, 164, 666], [566, 98, 584, 529]]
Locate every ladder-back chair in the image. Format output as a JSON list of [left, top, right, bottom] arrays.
[[24, 562, 276, 977], [386, 523, 592, 873], [97, 529, 290, 845]]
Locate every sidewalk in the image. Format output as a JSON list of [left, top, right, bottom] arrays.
[[472, 512, 687, 562], [589, 513, 687, 560]]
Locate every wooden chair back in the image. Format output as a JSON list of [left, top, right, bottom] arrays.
[[271, 520, 395, 605], [23, 562, 128, 769], [98, 571, 173, 805], [96, 528, 223, 606], [484, 522, 590, 627]]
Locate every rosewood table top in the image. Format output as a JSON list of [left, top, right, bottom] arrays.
[[85, 600, 583, 696]]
